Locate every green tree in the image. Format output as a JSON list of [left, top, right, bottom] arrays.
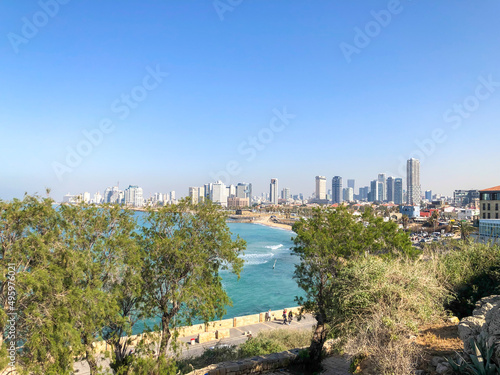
[[140, 199, 245, 358], [291, 206, 414, 370], [56, 204, 138, 375], [459, 220, 474, 241]]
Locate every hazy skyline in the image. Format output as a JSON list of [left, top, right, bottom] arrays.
[[1, 1, 500, 200]]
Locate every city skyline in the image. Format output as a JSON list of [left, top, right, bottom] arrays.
[[1, 1, 500, 200]]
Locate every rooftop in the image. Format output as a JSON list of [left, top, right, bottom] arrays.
[[480, 185, 500, 192]]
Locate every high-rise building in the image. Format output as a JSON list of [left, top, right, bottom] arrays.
[[204, 183, 213, 201], [369, 180, 379, 202], [315, 176, 326, 200], [347, 179, 355, 191], [104, 186, 122, 204], [425, 190, 432, 201], [189, 187, 199, 204], [386, 177, 395, 202], [332, 176, 343, 204], [343, 187, 354, 202], [270, 178, 279, 204], [378, 173, 386, 201], [282, 187, 291, 200], [407, 158, 421, 205], [236, 183, 247, 199], [394, 178, 403, 205], [93, 191, 102, 204], [359, 186, 369, 201], [124, 185, 144, 207], [211, 181, 227, 206], [454, 190, 480, 207]]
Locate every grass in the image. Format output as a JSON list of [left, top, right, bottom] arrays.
[[177, 328, 313, 372]]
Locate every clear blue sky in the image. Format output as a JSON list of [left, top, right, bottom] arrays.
[[1, 0, 500, 200]]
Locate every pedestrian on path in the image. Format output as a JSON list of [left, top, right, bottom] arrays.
[[288, 310, 293, 325], [266, 309, 272, 322], [282, 309, 287, 325]]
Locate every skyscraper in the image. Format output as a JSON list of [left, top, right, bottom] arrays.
[[189, 187, 199, 204], [211, 181, 227, 206], [377, 173, 386, 202], [394, 178, 403, 204], [386, 176, 395, 202], [343, 187, 354, 202], [407, 158, 421, 205], [124, 185, 143, 207], [347, 179, 355, 191], [369, 180, 379, 202], [270, 178, 279, 204], [315, 176, 326, 200], [332, 176, 343, 204]]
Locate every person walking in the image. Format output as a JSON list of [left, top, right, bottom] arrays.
[[288, 310, 293, 325], [266, 309, 272, 322], [282, 309, 287, 325]]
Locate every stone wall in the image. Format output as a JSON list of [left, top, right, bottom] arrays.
[[92, 306, 303, 353], [186, 348, 302, 375]]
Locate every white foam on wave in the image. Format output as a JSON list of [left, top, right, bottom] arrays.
[[241, 252, 274, 265], [265, 244, 283, 250]]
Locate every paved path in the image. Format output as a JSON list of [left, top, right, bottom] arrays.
[[74, 315, 316, 374]]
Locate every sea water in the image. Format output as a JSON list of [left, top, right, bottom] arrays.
[[132, 213, 303, 334]]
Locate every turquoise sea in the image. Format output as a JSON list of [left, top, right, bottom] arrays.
[[132, 212, 303, 334]]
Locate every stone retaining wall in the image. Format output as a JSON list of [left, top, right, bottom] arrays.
[[186, 348, 303, 375], [92, 306, 303, 353]]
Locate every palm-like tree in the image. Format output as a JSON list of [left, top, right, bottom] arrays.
[[428, 210, 440, 232], [459, 221, 474, 241], [401, 214, 409, 229]]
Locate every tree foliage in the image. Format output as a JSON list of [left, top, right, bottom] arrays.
[[291, 206, 415, 370], [0, 195, 245, 374], [140, 198, 245, 356]]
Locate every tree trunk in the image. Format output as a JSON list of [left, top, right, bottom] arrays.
[[86, 349, 98, 375], [159, 314, 172, 357], [308, 312, 327, 371]]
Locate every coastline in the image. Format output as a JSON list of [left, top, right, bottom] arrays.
[[252, 216, 294, 232]]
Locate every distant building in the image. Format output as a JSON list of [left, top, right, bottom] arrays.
[[425, 190, 432, 201], [212, 181, 227, 206], [347, 179, 355, 191], [93, 191, 102, 204], [189, 187, 199, 204], [315, 176, 326, 200], [124, 185, 144, 207], [270, 178, 279, 204], [227, 197, 249, 208], [282, 187, 291, 200], [343, 187, 354, 202], [394, 178, 403, 205], [359, 186, 369, 201], [104, 186, 122, 204], [407, 158, 421, 205], [62, 193, 82, 204], [400, 205, 420, 219], [378, 173, 386, 201], [369, 180, 379, 202], [332, 176, 343, 204], [454, 189, 480, 207], [386, 177, 395, 202]]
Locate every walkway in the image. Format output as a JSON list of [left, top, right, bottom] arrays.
[[73, 314, 316, 374]]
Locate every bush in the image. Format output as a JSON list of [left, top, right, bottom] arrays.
[[239, 329, 312, 358], [435, 241, 500, 318], [327, 254, 449, 374]]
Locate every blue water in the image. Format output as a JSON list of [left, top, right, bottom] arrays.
[[132, 212, 303, 334]]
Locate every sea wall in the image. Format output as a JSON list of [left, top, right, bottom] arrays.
[[93, 306, 303, 353]]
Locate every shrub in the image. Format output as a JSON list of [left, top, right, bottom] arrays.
[[434, 241, 500, 318], [327, 255, 449, 374]]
